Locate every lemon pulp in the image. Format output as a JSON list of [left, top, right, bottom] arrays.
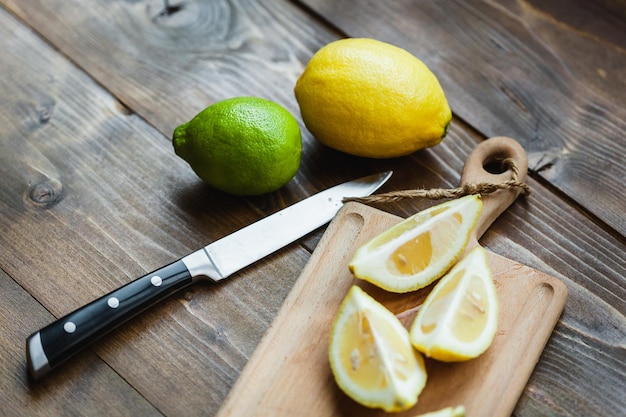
[[410, 247, 498, 362], [329, 286, 427, 412], [349, 195, 482, 292]]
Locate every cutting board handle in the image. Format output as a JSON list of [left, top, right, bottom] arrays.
[[461, 136, 528, 241]]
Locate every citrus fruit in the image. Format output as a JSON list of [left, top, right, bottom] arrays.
[[173, 97, 302, 196], [409, 247, 498, 362], [329, 285, 427, 412], [414, 406, 466, 417], [294, 38, 451, 158], [349, 195, 483, 293]]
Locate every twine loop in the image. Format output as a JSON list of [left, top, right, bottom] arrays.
[[344, 158, 530, 204]]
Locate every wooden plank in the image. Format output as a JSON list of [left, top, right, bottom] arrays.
[[0, 270, 161, 417], [297, 0, 626, 237], [1, 0, 337, 170], [0, 6, 312, 417], [0, 1, 624, 416]]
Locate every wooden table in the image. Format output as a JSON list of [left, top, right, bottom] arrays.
[[1, 1, 624, 416]]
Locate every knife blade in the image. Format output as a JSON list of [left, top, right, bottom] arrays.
[[26, 171, 392, 379]]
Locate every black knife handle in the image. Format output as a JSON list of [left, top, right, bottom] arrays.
[[26, 259, 192, 379]]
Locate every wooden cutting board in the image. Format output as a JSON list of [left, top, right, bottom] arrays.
[[217, 137, 568, 417]]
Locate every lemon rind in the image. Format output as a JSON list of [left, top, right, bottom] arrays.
[[329, 286, 427, 412], [409, 247, 498, 362], [349, 195, 483, 293]]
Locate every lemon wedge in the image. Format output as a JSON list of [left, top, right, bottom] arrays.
[[413, 405, 466, 417], [409, 247, 498, 361], [349, 195, 482, 293], [329, 285, 427, 412]]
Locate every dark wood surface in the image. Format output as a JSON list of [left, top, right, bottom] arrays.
[[0, 1, 623, 416]]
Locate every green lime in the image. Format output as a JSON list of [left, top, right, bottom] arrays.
[[173, 97, 302, 196]]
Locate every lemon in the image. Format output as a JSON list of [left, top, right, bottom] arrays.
[[414, 406, 466, 417], [173, 97, 302, 196], [349, 195, 482, 293], [329, 285, 427, 412], [409, 247, 498, 362], [294, 38, 451, 158]]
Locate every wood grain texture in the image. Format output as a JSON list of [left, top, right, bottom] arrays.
[[0, 270, 161, 417], [0, 0, 624, 416], [216, 202, 568, 417], [298, 0, 626, 237], [484, 202, 626, 417], [2, 0, 337, 166], [0, 6, 311, 416]]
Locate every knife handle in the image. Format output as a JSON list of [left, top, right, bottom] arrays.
[[26, 259, 192, 379]]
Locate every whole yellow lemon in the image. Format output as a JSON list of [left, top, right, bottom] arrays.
[[294, 38, 452, 158]]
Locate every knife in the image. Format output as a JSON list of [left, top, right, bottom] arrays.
[[26, 171, 392, 379]]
